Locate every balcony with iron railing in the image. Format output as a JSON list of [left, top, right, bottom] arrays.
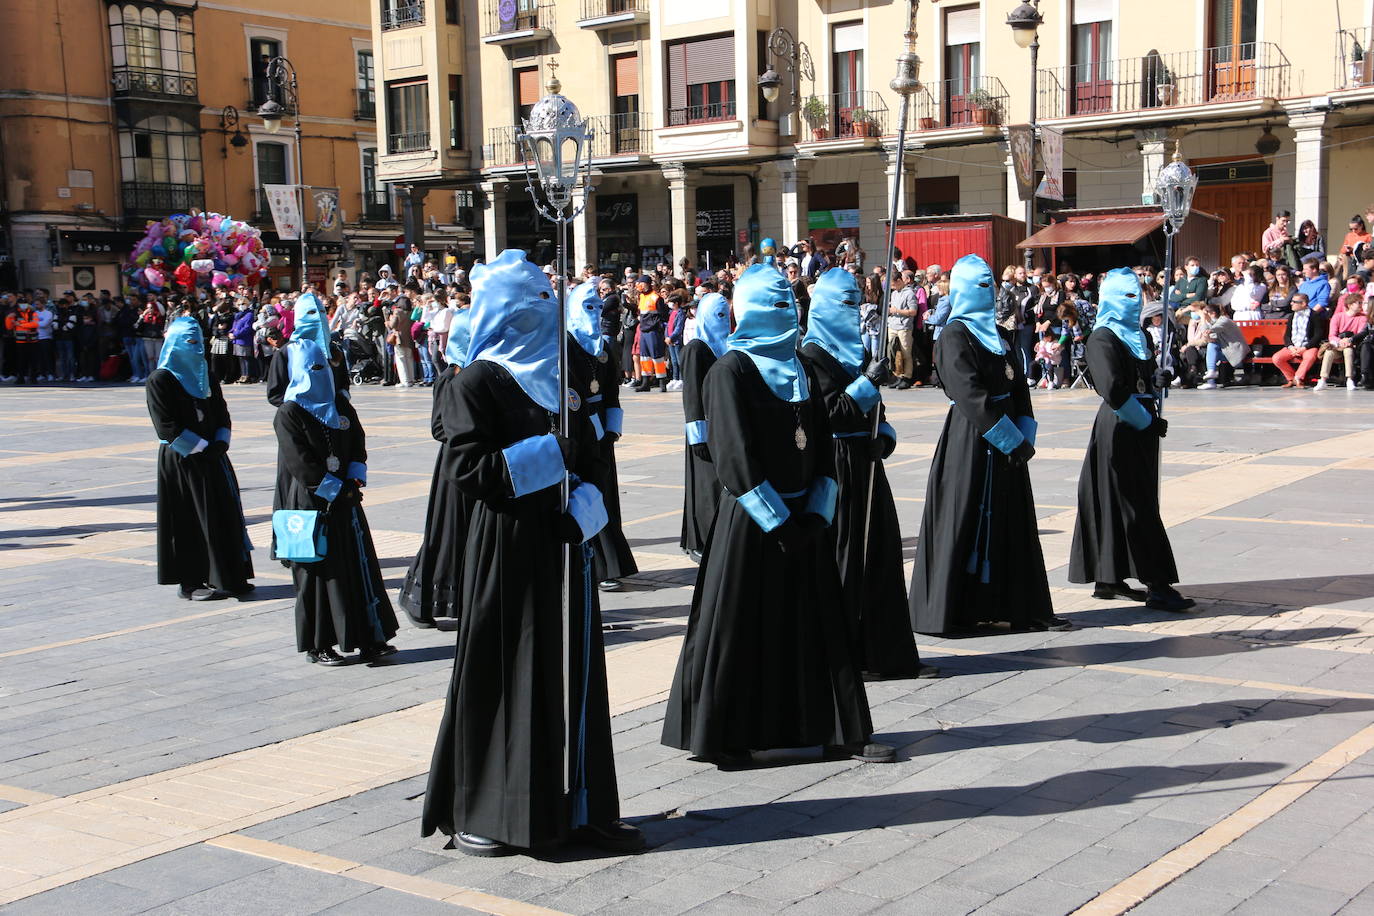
[[911, 76, 1008, 131], [362, 190, 394, 221], [355, 88, 376, 120], [1036, 43, 1291, 121], [112, 66, 198, 102], [122, 182, 205, 218], [381, 1, 424, 30], [666, 99, 737, 128], [800, 91, 888, 142], [482, 0, 554, 43], [485, 112, 653, 168], [1336, 28, 1373, 90], [576, 0, 648, 28], [245, 78, 295, 116], [388, 130, 431, 154]]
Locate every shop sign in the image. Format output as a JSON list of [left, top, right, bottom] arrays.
[[807, 209, 861, 230]]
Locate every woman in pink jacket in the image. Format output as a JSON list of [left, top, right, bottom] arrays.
[[1315, 293, 1367, 390]]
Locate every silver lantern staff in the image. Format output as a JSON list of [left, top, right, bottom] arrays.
[[1152, 141, 1197, 416], [515, 61, 594, 809], [863, 0, 922, 570]]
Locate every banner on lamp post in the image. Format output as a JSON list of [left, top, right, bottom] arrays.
[[1036, 126, 1064, 202], [1008, 124, 1036, 202], [310, 187, 343, 243], [264, 184, 303, 241]]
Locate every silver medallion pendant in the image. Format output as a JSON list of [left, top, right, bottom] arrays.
[[1137, 378, 1148, 394], [590, 378, 600, 394], [326, 455, 340, 473], [195, 407, 205, 423], [795, 425, 808, 451], [1004, 361, 1015, 380], [338, 416, 351, 430]]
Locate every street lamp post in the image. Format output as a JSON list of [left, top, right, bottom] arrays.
[[515, 64, 595, 820], [1152, 140, 1197, 415], [757, 27, 814, 137], [257, 57, 307, 287], [1007, 0, 1043, 271]]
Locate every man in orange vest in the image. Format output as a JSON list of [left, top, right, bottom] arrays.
[[4, 296, 38, 384]]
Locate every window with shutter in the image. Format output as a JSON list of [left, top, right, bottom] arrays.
[[667, 34, 736, 126], [614, 53, 639, 97], [515, 67, 539, 123], [612, 53, 641, 151]]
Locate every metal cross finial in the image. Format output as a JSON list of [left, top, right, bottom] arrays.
[[546, 58, 561, 94]]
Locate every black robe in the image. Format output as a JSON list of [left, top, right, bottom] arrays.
[[570, 340, 638, 582], [679, 339, 721, 555], [661, 352, 873, 756], [399, 366, 475, 625], [273, 398, 399, 653], [908, 322, 1054, 634], [146, 370, 254, 591], [1068, 330, 1179, 586], [421, 360, 620, 849], [799, 343, 922, 678]]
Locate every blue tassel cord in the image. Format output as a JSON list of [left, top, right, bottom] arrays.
[[351, 507, 386, 643], [570, 542, 594, 829], [965, 447, 996, 584]]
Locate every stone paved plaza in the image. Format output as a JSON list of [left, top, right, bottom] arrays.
[[2, 381, 1374, 915]]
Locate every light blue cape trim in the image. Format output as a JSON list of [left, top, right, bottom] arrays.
[[845, 375, 881, 414], [983, 415, 1025, 455], [805, 476, 838, 526], [502, 433, 564, 498], [1113, 396, 1152, 430], [169, 429, 207, 457], [737, 480, 790, 533], [1014, 416, 1038, 447], [345, 461, 367, 484], [214, 427, 231, 446], [604, 407, 624, 436], [685, 420, 708, 445], [878, 421, 897, 443], [568, 481, 609, 543], [315, 473, 343, 503]]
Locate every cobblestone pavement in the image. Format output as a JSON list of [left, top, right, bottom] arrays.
[[2, 381, 1373, 915]]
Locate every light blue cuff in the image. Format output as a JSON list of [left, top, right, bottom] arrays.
[[878, 421, 897, 443], [567, 481, 609, 543], [169, 430, 208, 457], [1113, 397, 1152, 431], [1014, 416, 1038, 447], [315, 473, 343, 503], [805, 476, 839, 526], [590, 414, 605, 441], [502, 433, 565, 497], [604, 407, 624, 436], [686, 419, 709, 445], [845, 375, 881, 413], [215, 427, 231, 446], [737, 480, 791, 533], [983, 415, 1025, 456], [345, 461, 367, 484]]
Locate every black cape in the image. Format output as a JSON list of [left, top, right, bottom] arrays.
[[570, 339, 638, 582], [679, 339, 721, 555], [421, 360, 621, 849], [661, 351, 874, 756], [399, 366, 475, 625], [146, 370, 254, 591], [273, 398, 398, 653], [1068, 330, 1179, 586], [799, 343, 922, 678], [908, 322, 1054, 634]]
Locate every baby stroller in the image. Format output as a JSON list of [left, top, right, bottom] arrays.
[[344, 335, 385, 385]]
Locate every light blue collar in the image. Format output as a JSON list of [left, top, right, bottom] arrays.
[[157, 316, 210, 399], [728, 263, 808, 402], [801, 267, 864, 377]]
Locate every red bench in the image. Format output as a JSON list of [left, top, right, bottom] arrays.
[[1235, 319, 1288, 366]]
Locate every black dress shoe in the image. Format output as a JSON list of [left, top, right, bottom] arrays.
[[360, 643, 398, 662], [455, 832, 514, 857], [1145, 586, 1196, 612], [571, 820, 645, 853], [1092, 582, 1148, 601], [598, 579, 622, 592], [687, 549, 703, 563], [226, 583, 256, 599], [1029, 616, 1074, 631], [307, 648, 348, 666], [177, 585, 210, 600], [916, 664, 941, 679]]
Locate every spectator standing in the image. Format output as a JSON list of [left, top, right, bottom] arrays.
[[52, 296, 79, 381], [1262, 211, 1298, 268], [76, 298, 100, 381], [665, 290, 687, 391], [633, 276, 668, 391], [1272, 293, 1326, 388], [886, 270, 918, 390], [388, 292, 418, 387], [231, 299, 259, 383], [997, 265, 1036, 379], [1296, 220, 1325, 262], [32, 293, 55, 381], [5, 297, 38, 383], [1316, 294, 1366, 390], [207, 299, 237, 383], [859, 275, 883, 356]]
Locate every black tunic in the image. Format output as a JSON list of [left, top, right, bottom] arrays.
[[661, 351, 873, 756], [799, 343, 922, 678], [421, 360, 620, 849], [908, 322, 1054, 634], [146, 370, 254, 591], [570, 340, 638, 582], [1068, 330, 1179, 586], [399, 366, 475, 625], [679, 339, 721, 555], [273, 398, 398, 653]]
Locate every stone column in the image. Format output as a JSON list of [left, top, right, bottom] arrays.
[[479, 178, 507, 262], [400, 186, 430, 252], [775, 157, 814, 246], [1004, 150, 1019, 221], [662, 162, 696, 269], [884, 143, 917, 221], [1289, 111, 1331, 244], [1138, 130, 1170, 204], [571, 172, 601, 272]]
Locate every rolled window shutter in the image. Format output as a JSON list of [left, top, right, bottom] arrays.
[[685, 35, 734, 85], [945, 6, 980, 46], [614, 54, 639, 97], [832, 22, 864, 53], [1071, 0, 1112, 24], [517, 68, 540, 105], [669, 42, 686, 110]]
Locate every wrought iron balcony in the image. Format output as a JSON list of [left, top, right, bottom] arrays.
[[355, 88, 376, 120], [911, 76, 1008, 130], [123, 182, 204, 219], [1336, 28, 1373, 90], [486, 112, 653, 168], [482, 0, 554, 41], [800, 91, 888, 141], [1036, 43, 1291, 120], [111, 66, 198, 101], [577, 0, 648, 28], [388, 131, 431, 154], [666, 99, 737, 127], [381, 2, 424, 30], [362, 190, 394, 221]]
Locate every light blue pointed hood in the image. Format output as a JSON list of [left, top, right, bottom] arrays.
[[284, 337, 342, 429], [291, 292, 331, 352], [468, 249, 560, 413], [695, 292, 731, 358], [1095, 267, 1150, 360], [728, 262, 808, 402], [801, 267, 865, 377], [157, 316, 210, 399], [567, 280, 605, 359], [946, 255, 1007, 355], [444, 309, 472, 367]]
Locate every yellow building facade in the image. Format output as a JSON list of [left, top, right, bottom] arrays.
[[0, 0, 473, 293], [374, 0, 1374, 272]]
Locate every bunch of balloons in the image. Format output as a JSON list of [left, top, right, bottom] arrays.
[[123, 210, 269, 294]]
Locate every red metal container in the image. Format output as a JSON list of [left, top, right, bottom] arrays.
[[887, 214, 1027, 274]]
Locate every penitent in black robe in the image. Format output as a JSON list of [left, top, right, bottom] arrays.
[[909, 322, 1054, 634], [146, 370, 253, 591], [570, 339, 638, 582], [679, 338, 721, 556], [421, 360, 620, 850], [799, 343, 922, 678], [1068, 330, 1179, 586], [273, 398, 398, 654], [399, 366, 474, 626], [661, 352, 873, 756]]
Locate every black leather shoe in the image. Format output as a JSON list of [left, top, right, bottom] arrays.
[[360, 643, 398, 662], [226, 583, 256, 599], [916, 664, 941, 679], [687, 549, 703, 563], [308, 648, 348, 666], [1092, 582, 1148, 601], [455, 832, 514, 857], [177, 585, 210, 600], [571, 820, 645, 853], [1029, 616, 1074, 631], [598, 579, 622, 592], [1146, 586, 1196, 612]]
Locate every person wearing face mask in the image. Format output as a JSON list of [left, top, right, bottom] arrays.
[[146, 317, 255, 602], [661, 263, 888, 769], [799, 268, 936, 680], [1169, 256, 1208, 314], [909, 255, 1066, 635], [1068, 269, 1193, 613], [679, 281, 730, 560]]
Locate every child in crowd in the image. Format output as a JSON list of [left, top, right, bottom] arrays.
[[665, 290, 688, 391], [1034, 329, 1062, 389]]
